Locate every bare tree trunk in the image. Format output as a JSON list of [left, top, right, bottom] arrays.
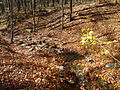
[[43, 0, 46, 7], [70, 0, 73, 21], [9, 0, 14, 43], [64, 0, 68, 4], [32, 0, 35, 32], [24, 0, 27, 17], [15, 0, 21, 13], [0, 1, 5, 14], [52, 0, 55, 6], [56, 0, 59, 4], [47, 0, 49, 6], [61, 0, 64, 30]]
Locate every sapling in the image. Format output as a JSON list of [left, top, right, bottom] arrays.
[[79, 28, 117, 55]]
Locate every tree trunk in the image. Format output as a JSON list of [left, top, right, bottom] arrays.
[[64, 0, 68, 4], [61, 0, 64, 30], [56, 0, 59, 4], [0, 0, 5, 14], [70, 0, 73, 21], [32, 0, 35, 32], [9, 0, 14, 43], [52, 0, 55, 6], [47, 0, 49, 6], [15, 0, 21, 13], [24, 0, 27, 16]]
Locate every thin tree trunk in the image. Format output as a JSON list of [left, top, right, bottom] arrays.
[[52, 0, 55, 6], [20, 0, 24, 11], [15, 0, 21, 13], [47, 0, 49, 6], [30, 0, 33, 10], [56, 0, 59, 4], [32, 0, 35, 32], [70, 0, 72, 21], [0, 1, 5, 14], [64, 0, 68, 4], [61, 0, 64, 30], [24, 0, 27, 17], [43, 0, 46, 7], [9, 0, 14, 43]]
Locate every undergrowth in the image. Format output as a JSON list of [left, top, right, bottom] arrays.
[[79, 28, 117, 55]]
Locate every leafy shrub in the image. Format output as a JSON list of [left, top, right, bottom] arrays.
[[79, 28, 117, 55]]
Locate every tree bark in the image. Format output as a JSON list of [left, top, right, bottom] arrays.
[[70, 0, 73, 21], [0, 0, 5, 14], [15, 0, 21, 13], [61, 0, 64, 30], [52, 0, 55, 6], [24, 0, 27, 16], [9, 0, 14, 43], [32, 0, 35, 32]]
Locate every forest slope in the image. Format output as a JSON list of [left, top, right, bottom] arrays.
[[0, 2, 120, 90]]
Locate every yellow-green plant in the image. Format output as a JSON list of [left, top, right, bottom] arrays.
[[79, 28, 117, 55], [25, 28, 32, 33]]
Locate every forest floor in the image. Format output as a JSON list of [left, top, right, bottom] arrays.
[[0, 2, 120, 90]]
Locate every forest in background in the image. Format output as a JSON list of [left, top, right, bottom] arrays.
[[0, 0, 120, 90], [0, 0, 119, 43]]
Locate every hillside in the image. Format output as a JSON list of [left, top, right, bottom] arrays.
[[0, 2, 120, 90]]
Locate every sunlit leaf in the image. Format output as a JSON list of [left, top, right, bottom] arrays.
[[25, 29, 32, 32]]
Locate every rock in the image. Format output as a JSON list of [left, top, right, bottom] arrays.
[[20, 44, 26, 47], [28, 47, 36, 52], [27, 42, 37, 46], [105, 63, 120, 68], [38, 40, 46, 44], [42, 44, 63, 53], [54, 48, 63, 53], [59, 66, 65, 70], [86, 59, 95, 63]]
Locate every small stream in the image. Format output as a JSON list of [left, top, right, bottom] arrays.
[[62, 60, 116, 90]]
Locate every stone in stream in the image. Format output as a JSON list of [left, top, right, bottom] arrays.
[[86, 59, 95, 63], [59, 66, 65, 71], [105, 63, 120, 68], [53, 48, 63, 53], [20, 44, 26, 47], [28, 47, 36, 52], [38, 40, 46, 44], [41, 43, 63, 53], [27, 42, 37, 46]]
